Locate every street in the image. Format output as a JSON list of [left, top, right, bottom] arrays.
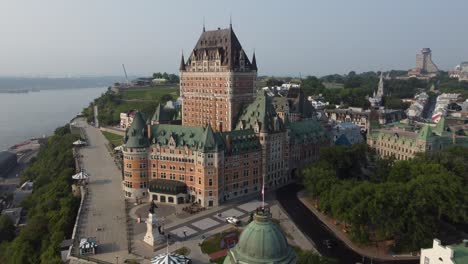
[[276, 184, 418, 264]]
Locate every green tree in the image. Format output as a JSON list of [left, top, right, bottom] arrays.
[[0, 215, 15, 244]]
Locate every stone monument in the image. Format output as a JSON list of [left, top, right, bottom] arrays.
[[143, 202, 164, 247]]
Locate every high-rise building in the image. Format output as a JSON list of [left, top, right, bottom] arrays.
[[408, 48, 439, 78], [416, 48, 439, 74], [121, 26, 330, 207], [180, 25, 257, 132]]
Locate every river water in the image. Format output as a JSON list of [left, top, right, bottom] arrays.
[[0, 87, 107, 150]]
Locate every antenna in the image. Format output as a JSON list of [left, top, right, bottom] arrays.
[[229, 13, 232, 28], [203, 16, 205, 32], [122, 64, 129, 84], [261, 175, 265, 210]]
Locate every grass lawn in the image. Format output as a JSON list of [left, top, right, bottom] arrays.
[[101, 131, 124, 146], [173, 247, 190, 256], [200, 228, 239, 255], [323, 82, 344, 89], [121, 86, 179, 100]]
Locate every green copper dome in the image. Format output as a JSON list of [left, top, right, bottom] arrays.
[[224, 210, 297, 264]]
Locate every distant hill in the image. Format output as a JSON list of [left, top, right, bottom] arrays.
[[0, 76, 125, 92]]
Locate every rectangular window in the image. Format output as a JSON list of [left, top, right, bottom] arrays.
[[170, 173, 175, 180], [198, 177, 202, 184], [179, 174, 185, 181], [243, 170, 249, 177], [190, 176, 194, 182], [139, 163, 146, 169], [161, 172, 166, 179], [209, 179, 213, 186], [140, 172, 146, 178]]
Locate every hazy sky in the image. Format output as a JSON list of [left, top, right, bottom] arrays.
[[1, 0, 467, 77]]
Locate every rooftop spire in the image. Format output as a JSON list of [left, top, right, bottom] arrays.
[[229, 14, 232, 28], [179, 52, 186, 71], [203, 16, 205, 32], [251, 51, 257, 71]]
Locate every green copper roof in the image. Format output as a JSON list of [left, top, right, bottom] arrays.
[[288, 119, 329, 144], [150, 124, 223, 152], [451, 242, 468, 264], [236, 91, 284, 133], [124, 111, 149, 148], [224, 211, 296, 264], [433, 116, 447, 136], [418, 125, 433, 140], [220, 129, 261, 155]]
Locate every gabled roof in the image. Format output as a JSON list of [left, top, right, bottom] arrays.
[[124, 112, 149, 148], [236, 91, 283, 133]]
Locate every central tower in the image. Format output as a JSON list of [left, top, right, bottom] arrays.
[[180, 25, 257, 132]]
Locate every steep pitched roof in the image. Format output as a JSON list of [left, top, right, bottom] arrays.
[[288, 119, 329, 145], [236, 91, 283, 133], [124, 111, 149, 148], [150, 124, 223, 152], [185, 27, 255, 71], [433, 116, 447, 136], [335, 134, 352, 146], [152, 104, 172, 123], [179, 53, 186, 71], [286, 87, 316, 119], [418, 125, 433, 141], [220, 129, 261, 155]]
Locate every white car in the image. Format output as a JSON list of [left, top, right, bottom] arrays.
[[225, 216, 240, 225]]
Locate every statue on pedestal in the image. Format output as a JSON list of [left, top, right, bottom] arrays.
[[143, 202, 164, 247]]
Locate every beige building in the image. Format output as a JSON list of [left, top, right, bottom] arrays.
[[367, 117, 468, 160]]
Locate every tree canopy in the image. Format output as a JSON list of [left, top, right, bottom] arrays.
[[302, 145, 468, 252], [0, 125, 80, 264]]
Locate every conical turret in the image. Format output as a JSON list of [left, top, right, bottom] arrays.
[[179, 53, 186, 71], [251, 52, 257, 71]]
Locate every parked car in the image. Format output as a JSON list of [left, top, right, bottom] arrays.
[[323, 239, 334, 249], [225, 216, 241, 225]]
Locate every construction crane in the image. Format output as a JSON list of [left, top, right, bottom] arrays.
[[122, 64, 129, 85]]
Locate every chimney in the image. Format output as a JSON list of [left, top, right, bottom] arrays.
[[147, 124, 152, 140], [226, 135, 231, 152]]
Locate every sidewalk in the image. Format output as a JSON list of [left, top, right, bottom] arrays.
[[297, 191, 419, 261], [270, 203, 317, 253]]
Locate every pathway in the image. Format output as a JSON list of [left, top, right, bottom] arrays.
[[75, 120, 131, 262]]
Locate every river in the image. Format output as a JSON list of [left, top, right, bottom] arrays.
[[0, 87, 107, 150]]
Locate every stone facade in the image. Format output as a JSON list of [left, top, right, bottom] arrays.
[[325, 108, 406, 132], [367, 117, 468, 160]]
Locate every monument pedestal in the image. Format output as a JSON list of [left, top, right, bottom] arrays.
[[143, 212, 165, 247]]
